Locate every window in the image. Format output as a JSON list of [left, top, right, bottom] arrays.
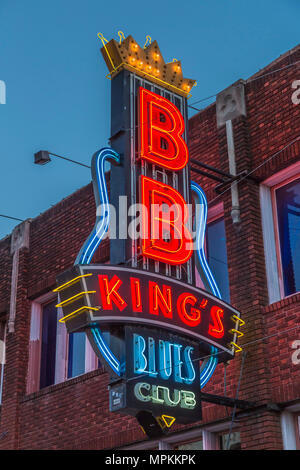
[[281, 410, 300, 449], [176, 439, 203, 450], [206, 217, 230, 303], [0, 316, 6, 405], [297, 414, 300, 450], [194, 203, 230, 302], [261, 163, 300, 302], [273, 176, 300, 297], [156, 429, 219, 450], [27, 293, 99, 394], [219, 431, 241, 450], [67, 332, 86, 379], [40, 300, 58, 388]]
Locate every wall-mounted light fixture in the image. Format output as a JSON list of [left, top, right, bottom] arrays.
[[34, 150, 90, 168]]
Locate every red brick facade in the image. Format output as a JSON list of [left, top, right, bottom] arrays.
[[0, 45, 299, 450]]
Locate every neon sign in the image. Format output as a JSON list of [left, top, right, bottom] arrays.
[[139, 87, 189, 170], [140, 175, 193, 265], [133, 333, 196, 384], [56, 264, 240, 358], [55, 34, 244, 431], [121, 327, 202, 422], [134, 384, 196, 410]]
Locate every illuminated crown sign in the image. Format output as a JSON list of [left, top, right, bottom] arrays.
[[99, 32, 196, 97]]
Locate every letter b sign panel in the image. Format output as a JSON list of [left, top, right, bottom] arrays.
[[139, 87, 188, 171]]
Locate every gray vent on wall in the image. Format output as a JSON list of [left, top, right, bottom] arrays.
[[216, 81, 247, 128]]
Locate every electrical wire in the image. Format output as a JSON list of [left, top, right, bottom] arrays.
[[125, 323, 300, 384], [188, 59, 300, 112], [1, 52, 297, 228], [94, 60, 300, 132], [0, 214, 24, 222], [2, 132, 299, 262], [226, 351, 247, 450], [224, 361, 230, 417], [206, 136, 300, 209], [105, 58, 300, 132], [246, 59, 300, 84], [49, 152, 91, 169]]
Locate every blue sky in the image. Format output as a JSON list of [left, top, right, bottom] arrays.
[[0, 0, 299, 239]]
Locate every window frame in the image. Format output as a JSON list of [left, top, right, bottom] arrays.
[[174, 437, 203, 450], [207, 202, 224, 226], [204, 202, 230, 302], [218, 430, 241, 450], [0, 315, 7, 405], [295, 414, 300, 450], [280, 408, 300, 449], [27, 292, 98, 394], [195, 203, 224, 290], [260, 160, 300, 304], [271, 173, 300, 299], [120, 422, 235, 450]]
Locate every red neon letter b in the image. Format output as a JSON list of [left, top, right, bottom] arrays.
[[141, 176, 193, 265], [139, 87, 188, 171]]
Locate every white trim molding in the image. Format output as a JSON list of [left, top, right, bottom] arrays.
[[260, 162, 300, 304], [281, 412, 297, 450], [27, 292, 99, 394], [260, 184, 281, 304]]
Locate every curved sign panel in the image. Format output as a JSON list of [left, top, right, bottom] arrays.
[[56, 264, 241, 361]]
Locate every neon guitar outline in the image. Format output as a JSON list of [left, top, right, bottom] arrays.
[[74, 147, 220, 387]]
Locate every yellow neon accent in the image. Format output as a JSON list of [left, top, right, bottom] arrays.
[[53, 274, 92, 293], [231, 315, 245, 326], [143, 35, 152, 49], [98, 32, 116, 71], [59, 306, 99, 323], [97, 32, 108, 43], [230, 342, 243, 353], [55, 291, 96, 308], [161, 415, 176, 428], [105, 62, 192, 97], [140, 426, 146, 435], [230, 329, 244, 338], [118, 31, 125, 44]]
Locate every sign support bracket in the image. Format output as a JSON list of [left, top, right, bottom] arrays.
[[200, 391, 256, 410]]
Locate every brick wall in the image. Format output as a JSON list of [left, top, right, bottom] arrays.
[[263, 294, 300, 404], [0, 45, 299, 450], [20, 369, 144, 450], [0, 236, 12, 314]]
